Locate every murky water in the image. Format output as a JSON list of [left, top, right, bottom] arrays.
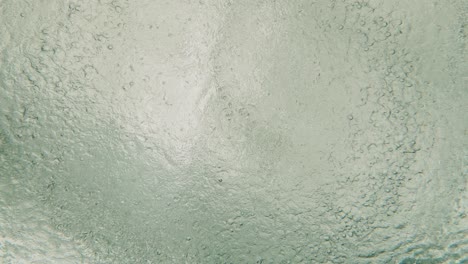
[[0, 0, 466, 263]]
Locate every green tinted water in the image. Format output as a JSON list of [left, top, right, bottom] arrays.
[[0, 0, 466, 263]]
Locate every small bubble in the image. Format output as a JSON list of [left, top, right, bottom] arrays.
[[41, 45, 51, 52], [347, 114, 354, 120], [107, 44, 113, 50], [338, 25, 344, 30], [20, 13, 25, 17]]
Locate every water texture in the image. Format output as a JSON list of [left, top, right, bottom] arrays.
[[0, 0, 466, 263]]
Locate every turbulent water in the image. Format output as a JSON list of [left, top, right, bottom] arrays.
[[0, 0, 466, 263]]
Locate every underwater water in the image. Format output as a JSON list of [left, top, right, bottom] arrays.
[[0, 0, 466, 263]]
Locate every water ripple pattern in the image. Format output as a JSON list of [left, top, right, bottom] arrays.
[[0, 0, 466, 263]]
